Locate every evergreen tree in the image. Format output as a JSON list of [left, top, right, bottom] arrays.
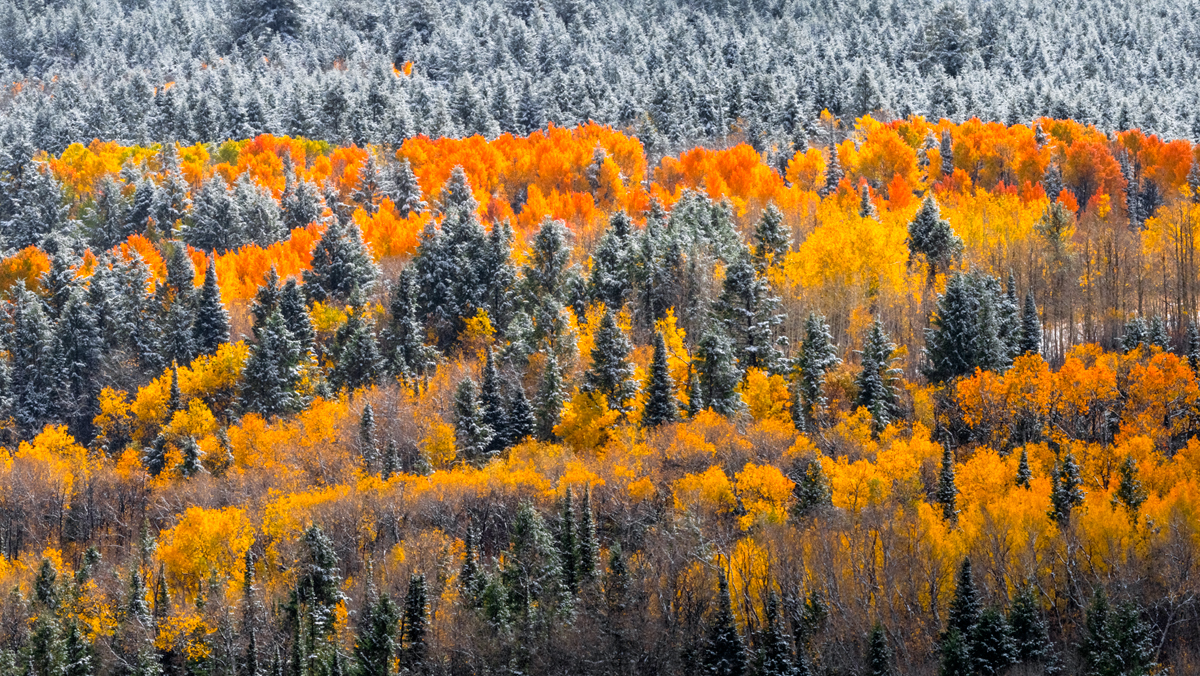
[[795, 313, 840, 429], [855, 319, 900, 431], [298, 524, 343, 630], [27, 615, 67, 676], [193, 257, 231, 356], [1080, 590, 1156, 676], [1015, 447, 1032, 489], [500, 501, 567, 621], [400, 575, 428, 673], [350, 154, 383, 215], [926, 272, 1009, 382], [790, 455, 832, 518], [751, 204, 789, 269], [479, 348, 508, 454], [686, 370, 705, 418], [535, 354, 566, 441], [907, 195, 962, 283], [864, 622, 893, 676], [280, 159, 323, 232], [9, 282, 59, 436], [1048, 451, 1084, 524], [577, 487, 600, 585], [178, 436, 204, 477], [186, 174, 241, 253], [504, 383, 536, 448], [584, 309, 638, 414], [241, 309, 302, 418], [557, 487, 580, 594], [588, 211, 634, 310], [819, 148, 843, 198], [2, 163, 70, 250], [696, 329, 743, 416], [713, 253, 784, 373], [331, 304, 382, 392], [353, 592, 398, 676], [1187, 319, 1200, 373], [358, 403, 378, 470], [57, 289, 103, 442], [754, 590, 795, 676], [279, 280, 315, 354], [946, 559, 980, 643], [642, 331, 678, 429], [232, 0, 302, 42], [972, 608, 1016, 676], [522, 216, 574, 308], [858, 184, 878, 220], [389, 159, 427, 218], [703, 571, 747, 676], [234, 174, 285, 247], [251, 267, 282, 334], [1147, 315, 1170, 350], [1007, 585, 1052, 665], [303, 216, 378, 304], [1113, 455, 1148, 520], [937, 445, 959, 524], [454, 378, 493, 465], [162, 289, 197, 367], [154, 145, 191, 234], [1121, 316, 1149, 352], [1019, 289, 1041, 355]]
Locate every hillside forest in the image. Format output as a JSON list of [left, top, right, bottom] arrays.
[[0, 116, 1198, 676]]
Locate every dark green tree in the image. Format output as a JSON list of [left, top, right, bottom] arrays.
[[353, 592, 398, 676], [712, 253, 784, 373], [400, 575, 428, 673], [937, 445, 959, 523], [588, 211, 634, 310], [535, 353, 566, 441], [241, 309, 302, 418], [1048, 451, 1084, 525], [584, 309, 638, 414], [193, 257, 231, 357], [358, 403, 378, 470], [702, 571, 746, 676], [1019, 289, 1041, 356], [280, 279, 315, 354], [751, 203, 789, 270], [864, 622, 893, 676], [556, 487, 580, 594], [1121, 316, 1149, 353], [331, 305, 383, 392], [790, 455, 832, 518], [643, 331, 678, 429], [1007, 585, 1052, 665], [479, 348, 508, 454], [1113, 455, 1147, 520], [856, 319, 900, 431], [754, 590, 795, 676], [231, 0, 302, 42], [795, 313, 839, 429], [971, 608, 1015, 676], [454, 378, 493, 465], [1080, 590, 1156, 676], [1015, 447, 1032, 489], [303, 216, 378, 304], [907, 195, 962, 283], [696, 329, 743, 416]]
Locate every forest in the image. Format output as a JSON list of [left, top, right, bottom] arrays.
[[0, 113, 1195, 676]]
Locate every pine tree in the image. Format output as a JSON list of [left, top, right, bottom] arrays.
[[280, 159, 323, 232], [1019, 289, 1041, 355], [154, 145, 191, 234], [577, 487, 600, 585], [57, 289, 103, 443], [751, 204, 789, 269], [1121, 316, 1149, 353], [389, 159, 427, 218], [703, 571, 747, 676], [241, 309, 302, 418], [279, 280, 315, 354], [754, 590, 795, 676], [358, 404, 378, 470], [193, 257, 231, 356], [795, 313, 840, 429], [643, 331, 678, 429], [557, 487, 580, 594], [298, 525, 342, 629], [504, 382, 536, 448], [819, 148, 843, 198], [1187, 319, 1200, 373], [1015, 447, 1032, 489], [454, 377, 493, 465], [864, 622, 893, 676], [303, 216, 378, 304], [2, 163, 70, 250], [522, 216, 574, 307], [926, 272, 1009, 382], [856, 319, 900, 431], [945, 558, 980, 644], [9, 282, 59, 436], [479, 348, 508, 454], [696, 329, 743, 416], [584, 309, 638, 414], [350, 154, 383, 215], [1113, 455, 1147, 520], [178, 436, 204, 477], [128, 569, 151, 626], [713, 253, 784, 374], [232, 0, 302, 42], [1147, 315, 1170, 350], [858, 184, 878, 220], [27, 615, 67, 676], [686, 370, 705, 418], [500, 501, 568, 621], [353, 592, 398, 676], [1007, 585, 1051, 665], [331, 304, 382, 392], [186, 174, 241, 253], [535, 353, 566, 441], [790, 454, 832, 517], [1080, 590, 1156, 676], [251, 267, 283, 334], [589, 211, 634, 310], [907, 195, 962, 283], [436, 166, 478, 215], [1048, 451, 1084, 524], [937, 445, 959, 524], [971, 608, 1016, 676]]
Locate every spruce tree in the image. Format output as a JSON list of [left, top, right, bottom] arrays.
[[1121, 316, 1149, 353], [479, 348, 508, 454], [436, 166, 478, 215], [703, 571, 747, 676], [945, 559, 980, 643], [972, 608, 1016, 676], [713, 253, 784, 373], [1019, 289, 1041, 356], [350, 154, 383, 215], [9, 282, 59, 436], [504, 382, 536, 448], [577, 487, 600, 585], [279, 280, 315, 354], [584, 309, 638, 414], [353, 592, 398, 676], [193, 257, 231, 356], [1187, 319, 1200, 373], [358, 404, 378, 470], [856, 319, 900, 431], [1113, 455, 1147, 520], [790, 455, 832, 518], [588, 211, 634, 311], [535, 353, 566, 441], [251, 267, 283, 334], [686, 370, 705, 418], [1080, 590, 1156, 676], [57, 289, 103, 443], [1007, 585, 1052, 666], [280, 159, 323, 232], [233, 174, 285, 247], [754, 590, 795, 676], [1015, 447, 1032, 489], [926, 272, 1009, 382], [907, 195, 962, 283], [178, 436, 204, 477], [522, 216, 573, 308], [643, 331, 678, 429], [500, 501, 568, 621], [864, 622, 893, 676], [937, 445, 959, 524], [858, 184, 878, 220], [751, 204, 789, 269], [389, 159, 427, 218], [1147, 315, 1170, 350], [454, 378, 493, 465], [696, 329, 743, 416], [557, 487, 580, 594], [795, 313, 840, 429], [331, 304, 382, 392], [1048, 451, 1084, 525], [241, 309, 302, 418], [231, 0, 302, 42], [384, 266, 435, 379], [303, 216, 378, 304], [186, 174, 241, 253]]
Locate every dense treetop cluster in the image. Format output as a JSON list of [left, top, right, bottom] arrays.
[[3, 0, 1200, 158]]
